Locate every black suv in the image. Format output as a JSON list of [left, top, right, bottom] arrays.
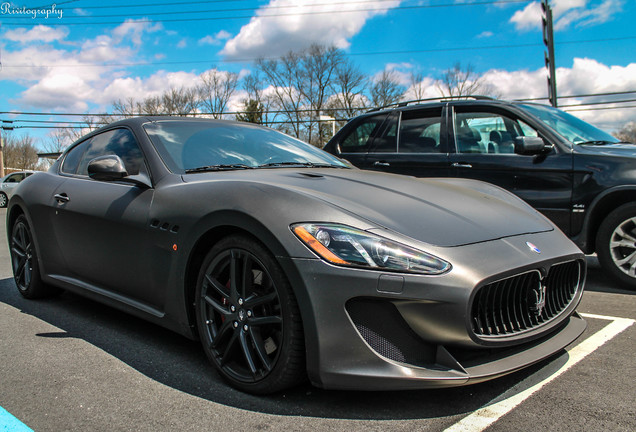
[[323, 98, 636, 288]]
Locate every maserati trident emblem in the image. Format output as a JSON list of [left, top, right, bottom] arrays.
[[526, 242, 541, 254], [529, 284, 547, 317]]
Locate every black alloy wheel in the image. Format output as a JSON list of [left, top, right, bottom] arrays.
[[195, 235, 305, 394], [10, 215, 53, 298]]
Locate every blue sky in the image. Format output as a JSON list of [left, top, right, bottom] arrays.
[[1, 0, 635, 147]]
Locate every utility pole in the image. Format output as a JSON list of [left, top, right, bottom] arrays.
[[541, 0, 557, 107]]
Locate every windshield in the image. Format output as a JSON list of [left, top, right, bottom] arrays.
[[520, 104, 620, 145], [143, 121, 348, 173]]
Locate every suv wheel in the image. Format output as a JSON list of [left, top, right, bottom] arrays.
[[597, 203, 636, 289]]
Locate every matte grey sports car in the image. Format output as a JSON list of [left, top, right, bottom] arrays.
[[7, 117, 586, 394]]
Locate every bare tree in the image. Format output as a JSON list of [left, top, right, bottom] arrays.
[[162, 86, 199, 116], [198, 69, 239, 119], [299, 44, 343, 144], [256, 52, 306, 138], [327, 60, 368, 128], [242, 72, 274, 126], [369, 69, 405, 108], [3, 133, 42, 170], [408, 72, 429, 101], [437, 62, 494, 98], [615, 121, 636, 143]]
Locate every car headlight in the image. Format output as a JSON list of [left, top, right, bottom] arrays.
[[291, 223, 451, 275]]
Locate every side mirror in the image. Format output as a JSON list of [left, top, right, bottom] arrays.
[[514, 136, 546, 155], [88, 155, 128, 181]]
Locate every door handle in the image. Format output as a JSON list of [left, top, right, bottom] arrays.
[[452, 162, 472, 168], [54, 193, 70, 204], [373, 161, 390, 167]]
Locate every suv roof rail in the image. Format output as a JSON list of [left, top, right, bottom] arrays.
[[366, 95, 497, 113]]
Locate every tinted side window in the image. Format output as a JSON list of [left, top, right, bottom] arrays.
[[61, 140, 90, 174], [398, 109, 444, 153], [454, 110, 540, 154], [77, 129, 145, 176], [339, 115, 387, 153]]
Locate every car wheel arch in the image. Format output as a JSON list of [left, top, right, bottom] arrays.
[[182, 213, 315, 350], [579, 186, 636, 253]]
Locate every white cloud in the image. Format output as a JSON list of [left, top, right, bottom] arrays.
[[177, 39, 187, 49], [482, 58, 636, 130], [510, 0, 623, 32], [112, 19, 162, 46], [221, 0, 402, 59], [477, 31, 494, 38], [2, 22, 166, 111], [199, 30, 232, 46], [3, 25, 69, 43]]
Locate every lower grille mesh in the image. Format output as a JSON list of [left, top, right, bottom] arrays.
[[471, 260, 582, 337]]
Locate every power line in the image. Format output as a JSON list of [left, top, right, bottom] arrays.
[[4, 36, 635, 69], [516, 90, 636, 101], [2, 0, 531, 20], [4, 91, 636, 130], [1, 0, 532, 26]]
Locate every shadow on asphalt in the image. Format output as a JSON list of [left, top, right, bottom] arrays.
[[0, 275, 577, 421], [584, 255, 636, 295]]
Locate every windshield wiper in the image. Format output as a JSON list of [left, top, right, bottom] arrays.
[[257, 161, 346, 169], [185, 164, 254, 173], [576, 140, 617, 146]]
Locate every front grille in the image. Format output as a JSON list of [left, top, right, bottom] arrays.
[[471, 260, 582, 338]]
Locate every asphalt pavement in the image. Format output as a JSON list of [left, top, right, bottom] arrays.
[[0, 208, 634, 431]]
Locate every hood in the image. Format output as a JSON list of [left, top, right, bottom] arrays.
[[575, 142, 636, 157], [184, 168, 554, 247]]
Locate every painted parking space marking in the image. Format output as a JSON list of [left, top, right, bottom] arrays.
[[0, 406, 33, 432], [444, 313, 635, 432]]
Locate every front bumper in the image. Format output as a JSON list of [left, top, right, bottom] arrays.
[[282, 230, 587, 390]]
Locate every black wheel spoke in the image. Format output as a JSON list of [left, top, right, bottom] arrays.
[[245, 291, 277, 309], [239, 330, 258, 376], [210, 319, 233, 350], [249, 328, 273, 372], [241, 254, 253, 300], [203, 294, 229, 316], [249, 315, 282, 327], [205, 274, 228, 298], [219, 331, 239, 366], [229, 251, 240, 301]]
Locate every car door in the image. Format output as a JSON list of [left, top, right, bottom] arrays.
[[51, 128, 158, 306], [2, 172, 25, 197], [448, 105, 573, 234], [364, 107, 451, 177]]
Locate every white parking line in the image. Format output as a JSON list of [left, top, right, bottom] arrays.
[[444, 313, 635, 432]]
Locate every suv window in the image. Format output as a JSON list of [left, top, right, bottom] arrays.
[[398, 109, 444, 153], [339, 115, 387, 153], [454, 111, 539, 154], [63, 129, 145, 176]]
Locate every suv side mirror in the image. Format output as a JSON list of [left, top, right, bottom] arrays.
[[88, 155, 128, 181], [514, 136, 546, 155]]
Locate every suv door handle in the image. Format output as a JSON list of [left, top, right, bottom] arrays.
[[373, 161, 390, 167], [54, 193, 70, 203], [452, 162, 472, 168]]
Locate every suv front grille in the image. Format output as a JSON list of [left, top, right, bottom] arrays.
[[471, 260, 582, 338]]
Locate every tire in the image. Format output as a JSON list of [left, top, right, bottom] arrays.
[[10, 215, 57, 298], [0, 192, 7, 208], [195, 235, 306, 394], [596, 202, 636, 289]]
